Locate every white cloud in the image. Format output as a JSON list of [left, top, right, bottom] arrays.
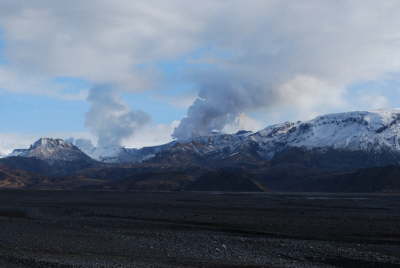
[[122, 121, 180, 148], [154, 92, 197, 109], [0, 66, 88, 100], [0, 0, 205, 91], [0, 133, 37, 155], [1, 1, 397, 93], [276, 75, 347, 120], [359, 95, 390, 110], [223, 114, 263, 134], [0, 1, 400, 140]]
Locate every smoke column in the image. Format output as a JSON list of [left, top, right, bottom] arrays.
[[85, 85, 150, 147], [168, 1, 400, 141], [172, 70, 277, 140]]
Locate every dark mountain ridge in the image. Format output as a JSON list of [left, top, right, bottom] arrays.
[[2, 109, 400, 192]]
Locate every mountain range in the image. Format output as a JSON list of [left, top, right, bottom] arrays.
[[2, 109, 400, 192]]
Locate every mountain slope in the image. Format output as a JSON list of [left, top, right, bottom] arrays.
[[0, 165, 46, 188], [275, 165, 400, 193], [5, 138, 100, 176], [2, 109, 400, 192], [71, 109, 400, 166], [10, 138, 93, 163], [251, 109, 400, 159]]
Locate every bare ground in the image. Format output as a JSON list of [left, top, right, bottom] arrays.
[[0, 191, 398, 267]]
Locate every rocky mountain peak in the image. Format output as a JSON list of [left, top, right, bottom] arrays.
[[31, 138, 73, 149], [10, 138, 92, 163]]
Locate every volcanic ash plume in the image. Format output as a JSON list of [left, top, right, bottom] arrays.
[[85, 85, 150, 148], [172, 75, 270, 141]]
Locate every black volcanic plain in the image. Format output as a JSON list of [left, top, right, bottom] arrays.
[[0, 190, 398, 267]]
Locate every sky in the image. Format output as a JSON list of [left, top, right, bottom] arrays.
[[1, 0, 400, 153]]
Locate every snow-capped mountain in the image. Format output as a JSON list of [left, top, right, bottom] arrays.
[[15, 109, 400, 165], [66, 139, 172, 163], [63, 109, 400, 165], [93, 143, 179, 163], [122, 109, 400, 164], [9, 138, 93, 163], [182, 110, 400, 156], [251, 109, 400, 158], [68, 130, 254, 163], [2, 109, 400, 192]]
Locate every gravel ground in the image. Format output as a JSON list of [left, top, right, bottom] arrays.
[[0, 191, 398, 267]]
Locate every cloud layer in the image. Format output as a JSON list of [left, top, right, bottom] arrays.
[[0, 1, 400, 144], [173, 0, 400, 138]]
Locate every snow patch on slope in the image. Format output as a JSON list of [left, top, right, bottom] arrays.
[[9, 138, 92, 162], [251, 109, 400, 158], [13, 109, 400, 164]]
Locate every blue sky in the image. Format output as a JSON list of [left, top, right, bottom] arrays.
[[0, 39, 193, 133], [0, 89, 86, 132], [0, 74, 192, 133], [2, 65, 400, 135], [1, 43, 400, 137], [0, 30, 6, 65], [0, 39, 216, 135]]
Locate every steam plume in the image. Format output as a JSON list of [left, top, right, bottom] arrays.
[[85, 85, 150, 147], [172, 74, 271, 140]]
